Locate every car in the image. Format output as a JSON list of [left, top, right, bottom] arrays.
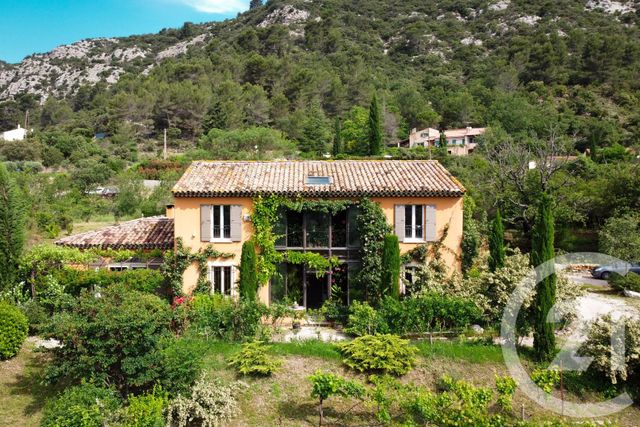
[[591, 263, 640, 280]]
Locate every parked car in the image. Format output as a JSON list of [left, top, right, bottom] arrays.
[[591, 263, 640, 280]]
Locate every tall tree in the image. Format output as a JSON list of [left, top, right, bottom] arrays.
[[488, 209, 506, 272], [300, 104, 330, 155], [381, 235, 401, 299], [332, 117, 342, 156], [239, 241, 258, 301], [531, 194, 556, 362], [249, 0, 263, 10], [0, 163, 26, 292], [367, 94, 383, 156]]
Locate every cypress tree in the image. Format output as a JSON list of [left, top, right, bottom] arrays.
[[531, 193, 556, 362], [239, 241, 258, 301], [332, 117, 342, 156], [488, 209, 506, 272], [381, 235, 401, 299], [0, 163, 26, 292], [368, 94, 383, 156]]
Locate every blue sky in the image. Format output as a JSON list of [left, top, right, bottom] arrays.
[[0, 0, 249, 63]]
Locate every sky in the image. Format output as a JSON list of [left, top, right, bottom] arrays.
[[0, 0, 250, 64]]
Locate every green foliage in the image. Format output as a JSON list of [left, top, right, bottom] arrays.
[[345, 301, 387, 336], [41, 383, 121, 427], [531, 368, 561, 394], [0, 163, 26, 291], [239, 241, 258, 301], [531, 193, 557, 362], [51, 268, 166, 295], [338, 334, 417, 376], [166, 375, 246, 427], [599, 212, 640, 263], [381, 235, 400, 298], [332, 117, 342, 156], [488, 209, 506, 272], [120, 386, 168, 427], [309, 370, 365, 426], [609, 272, 640, 293], [198, 127, 296, 160], [187, 294, 267, 342], [495, 375, 517, 412], [228, 341, 281, 376], [461, 195, 481, 273], [45, 285, 173, 394], [368, 93, 382, 155], [0, 302, 28, 359], [158, 336, 206, 396]]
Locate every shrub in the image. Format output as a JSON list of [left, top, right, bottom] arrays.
[[166, 375, 246, 427], [188, 294, 267, 341], [45, 285, 173, 394], [609, 272, 640, 293], [309, 371, 365, 426], [320, 298, 348, 325], [228, 341, 281, 376], [120, 386, 168, 427], [52, 268, 166, 295], [338, 334, 417, 376], [19, 299, 48, 334], [159, 336, 206, 396], [41, 383, 121, 427], [0, 302, 28, 359], [531, 368, 561, 394], [495, 375, 517, 412], [345, 301, 387, 336]]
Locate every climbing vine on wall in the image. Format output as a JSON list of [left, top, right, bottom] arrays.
[[161, 238, 234, 297]]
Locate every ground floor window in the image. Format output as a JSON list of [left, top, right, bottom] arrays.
[[208, 263, 236, 296], [402, 265, 420, 296]]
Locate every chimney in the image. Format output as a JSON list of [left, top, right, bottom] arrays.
[[165, 204, 175, 219]]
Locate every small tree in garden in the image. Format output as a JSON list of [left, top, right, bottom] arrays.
[[309, 371, 365, 426], [368, 93, 383, 156], [531, 193, 556, 362], [381, 235, 401, 298], [239, 241, 258, 301], [0, 163, 26, 292], [488, 209, 506, 272]]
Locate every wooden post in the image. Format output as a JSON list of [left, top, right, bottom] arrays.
[[560, 361, 565, 417], [520, 403, 525, 421]]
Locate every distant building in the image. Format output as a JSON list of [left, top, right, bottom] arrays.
[[398, 126, 486, 156], [1, 124, 28, 142]]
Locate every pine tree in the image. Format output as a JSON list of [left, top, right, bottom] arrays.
[[300, 104, 330, 155], [368, 94, 383, 156], [531, 193, 556, 362], [332, 117, 342, 156], [239, 241, 258, 301], [203, 100, 228, 134], [381, 235, 401, 299], [249, 0, 263, 10], [488, 209, 506, 272], [0, 163, 26, 292]]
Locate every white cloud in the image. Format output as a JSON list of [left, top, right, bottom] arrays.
[[174, 0, 248, 14]]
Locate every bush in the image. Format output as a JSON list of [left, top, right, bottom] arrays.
[[320, 298, 349, 325], [188, 294, 267, 341], [159, 336, 206, 396], [0, 302, 29, 359], [338, 334, 417, 376], [228, 341, 281, 376], [495, 375, 517, 412], [52, 268, 166, 295], [530, 368, 561, 394], [45, 285, 173, 394], [345, 301, 387, 336], [166, 375, 246, 427], [19, 300, 48, 334], [119, 386, 168, 427], [41, 383, 121, 427], [609, 272, 640, 293]]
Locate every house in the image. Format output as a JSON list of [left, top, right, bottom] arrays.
[[1, 124, 28, 142], [171, 160, 464, 308], [399, 126, 486, 156], [57, 160, 465, 309]]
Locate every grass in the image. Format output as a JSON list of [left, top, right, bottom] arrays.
[[270, 340, 342, 360], [415, 339, 504, 364]]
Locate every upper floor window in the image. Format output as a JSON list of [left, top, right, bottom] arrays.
[[212, 205, 231, 240], [404, 205, 424, 241]]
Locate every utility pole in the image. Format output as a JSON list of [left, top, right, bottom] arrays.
[[163, 128, 167, 160]]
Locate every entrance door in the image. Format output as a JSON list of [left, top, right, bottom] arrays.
[[305, 271, 328, 309]]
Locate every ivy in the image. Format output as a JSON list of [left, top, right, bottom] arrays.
[[161, 238, 234, 297]]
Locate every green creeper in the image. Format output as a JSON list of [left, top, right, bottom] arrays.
[[488, 209, 506, 272], [239, 241, 258, 301], [531, 193, 556, 362]]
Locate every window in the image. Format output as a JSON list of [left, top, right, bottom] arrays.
[[212, 205, 231, 240], [404, 205, 424, 241], [402, 265, 419, 296], [209, 264, 235, 296], [306, 176, 331, 185]]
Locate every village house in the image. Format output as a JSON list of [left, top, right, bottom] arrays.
[[0, 124, 29, 142], [57, 160, 465, 309], [399, 126, 486, 156]]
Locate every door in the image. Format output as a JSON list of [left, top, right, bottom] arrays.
[[305, 271, 328, 310]]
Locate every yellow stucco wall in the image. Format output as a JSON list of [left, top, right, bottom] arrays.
[[173, 195, 463, 302]]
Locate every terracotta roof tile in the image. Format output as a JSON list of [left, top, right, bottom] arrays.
[[55, 216, 174, 250], [172, 160, 465, 198]]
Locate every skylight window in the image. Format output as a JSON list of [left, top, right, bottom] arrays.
[[306, 176, 331, 185]]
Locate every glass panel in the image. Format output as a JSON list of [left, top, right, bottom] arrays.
[[270, 263, 287, 303], [405, 205, 413, 238], [332, 210, 347, 248], [223, 266, 232, 295], [287, 264, 304, 305], [306, 176, 331, 185], [287, 211, 303, 247], [415, 205, 423, 239], [213, 206, 220, 238], [213, 267, 222, 294], [306, 212, 329, 248], [274, 209, 287, 247], [223, 205, 231, 239], [347, 207, 361, 247]]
